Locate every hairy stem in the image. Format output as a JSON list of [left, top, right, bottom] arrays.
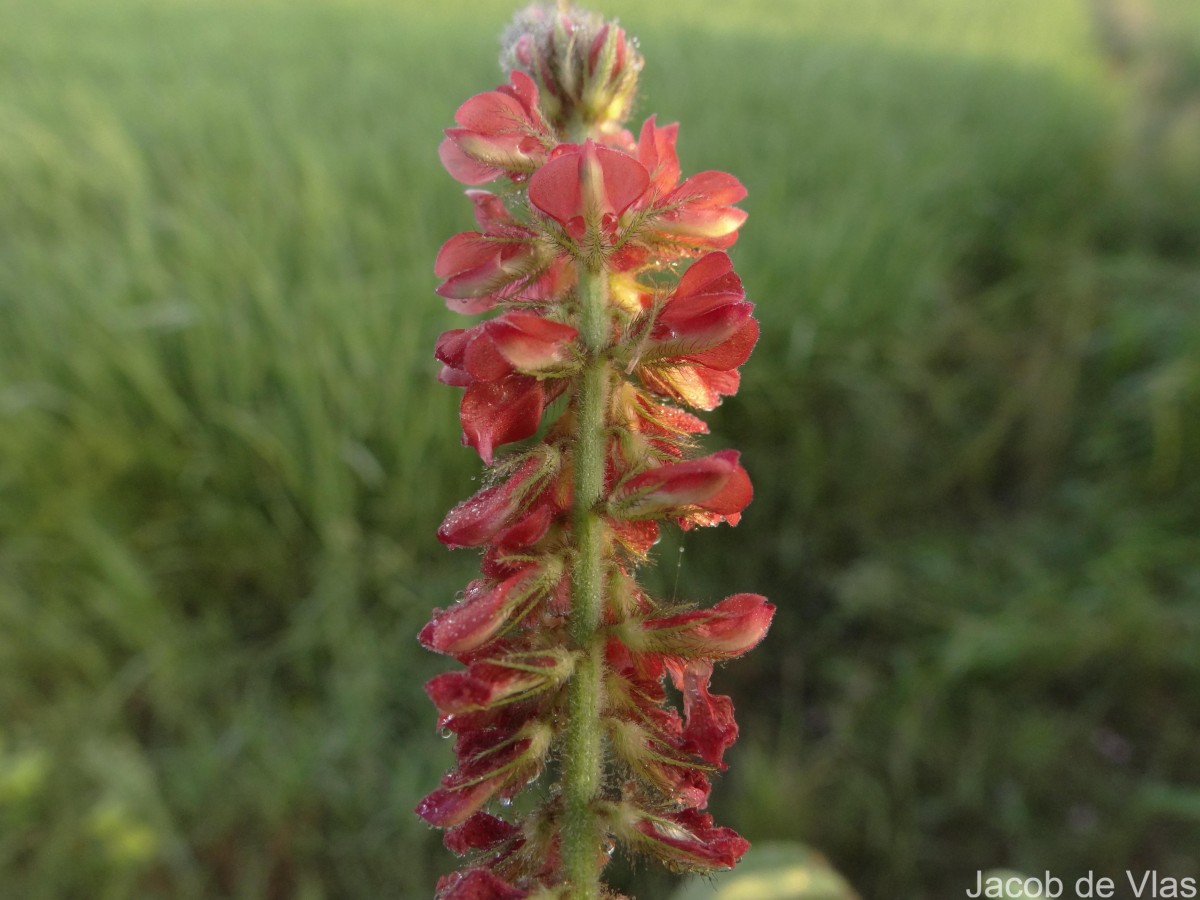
[[562, 260, 610, 898]]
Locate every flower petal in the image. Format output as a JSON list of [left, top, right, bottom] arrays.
[[460, 378, 546, 464], [635, 593, 775, 659], [528, 141, 649, 238], [436, 868, 529, 900]]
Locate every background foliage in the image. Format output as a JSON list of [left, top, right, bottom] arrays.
[[2, 0, 1198, 897]]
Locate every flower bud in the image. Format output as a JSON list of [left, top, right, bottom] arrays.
[[500, 3, 643, 139]]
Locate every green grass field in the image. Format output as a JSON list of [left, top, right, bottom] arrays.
[[2, 0, 1199, 897]]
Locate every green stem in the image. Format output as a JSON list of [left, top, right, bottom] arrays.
[[562, 261, 610, 898]]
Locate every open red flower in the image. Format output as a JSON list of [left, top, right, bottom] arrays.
[[435, 191, 571, 316], [528, 140, 649, 241], [439, 70, 554, 185], [437, 313, 579, 463], [631, 118, 748, 254], [645, 252, 758, 369], [627, 252, 759, 412]]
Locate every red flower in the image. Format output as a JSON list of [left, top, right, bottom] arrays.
[[425, 651, 575, 718], [631, 117, 748, 253], [435, 192, 568, 315], [528, 140, 649, 241], [613, 803, 750, 872], [417, 721, 552, 827], [435, 868, 529, 900], [610, 449, 752, 527], [645, 252, 758, 370], [630, 593, 775, 660], [437, 449, 560, 548], [439, 71, 554, 185], [419, 562, 562, 658], [625, 253, 758, 412], [437, 313, 579, 463]]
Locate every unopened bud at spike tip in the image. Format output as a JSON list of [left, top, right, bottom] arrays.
[[500, 3, 643, 139]]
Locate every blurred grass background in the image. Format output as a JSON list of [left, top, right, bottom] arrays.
[[2, 0, 1198, 897]]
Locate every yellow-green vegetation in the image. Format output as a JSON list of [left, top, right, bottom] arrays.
[[2, 0, 1198, 897], [671, 842, 859, 900]]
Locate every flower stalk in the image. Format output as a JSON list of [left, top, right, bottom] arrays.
[[419, 5, 773, 898], [562, 261, 610, 898]]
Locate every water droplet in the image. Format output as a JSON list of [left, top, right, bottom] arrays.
[[440, 728, 453, 739], [499, 796, 514, 808]]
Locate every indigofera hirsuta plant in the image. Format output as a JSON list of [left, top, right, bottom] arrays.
[[418, 5, 774, 898]]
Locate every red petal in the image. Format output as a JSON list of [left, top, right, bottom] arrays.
[[460, 377, 546, 464], [416, 779, 502, 828], [454, 89, 530, 137], [491, 499, 557, 551], [638, 593, 775, 659], [621, 805, 750, 870], [435, 232, 497, 280], [418, 569, 538, 656], [661, 252, 744, 316], [638, 363, 740, 410], [614, 450, 747, 521], [437, 451, 557, 548], [485, 313, 579, 373], [528, 141, 649, 236], [667, 659, 739, 768], [637, 116, 681, 195], [436, 868, 529, 900], [670, 171, 747, 207], [463, 332, 513, 382], [500, 70, 540, 115], [443, 813, 522, 856], [684, 318, 759, 371], [440, 138, 503, 185], [602, 517, 654, 557], [466, 190, 516, 230]]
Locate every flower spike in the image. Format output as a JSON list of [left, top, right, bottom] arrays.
[[423, 6, 769, 896]]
